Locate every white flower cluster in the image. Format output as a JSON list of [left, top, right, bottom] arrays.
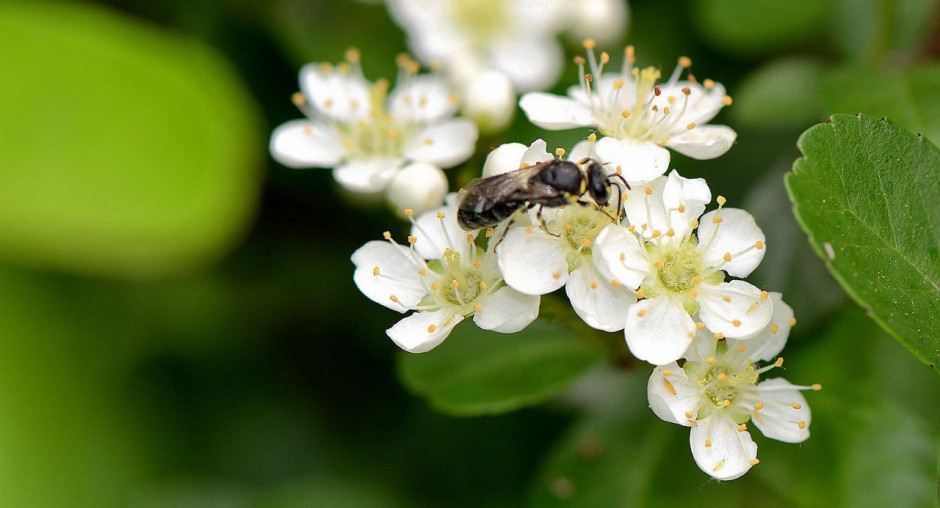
[[270, 30, 818, 482]]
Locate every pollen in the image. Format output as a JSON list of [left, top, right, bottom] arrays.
[[704, 438, 713, 448], [812, 384, 822, 391], [652, 230, 662, 238], [684, 410, 693, 418], [754, 402, 764, 410], [791, 402, 802, 410], [770, 324, 779, 334], [691, 275, 702, 284], [696, 322, 705, 330], [423, 138, 434, 145], [644, 187, 654, 196], [712, 460, 725, 472], [450, 279, 459, 288], [666, 228, 675, 237], [372, 266, 380, 276], [581, 237, 591, 247], [759, 291, 768, 300], [774, 357, 785, 367], [703, 79, 715, 89], [732, 319, 742, 327], [407, 235, 417, 244], [737, 344, 746, 352], [583, 38, 596, 49], [717, 373, 727, 382], [789, 317, 797, 326], [404, 208, 414, 216], [590, 280, 599, 289], [635, 288, 645, 299], [797, 420, 807, 430], [723, 253, 732, 262], [637, 309, 647, 317], [663, 370, 672, 377], [686, 122, 696, 130], [756, 240, 764, 249], [689, 289, 698, 299], [430, 282, 439, 291], [716, 196, 727, 206], [621, 110, 631, 118], [662, 377, 676, 395], [474, 304, 483, 312], [722, 295, 732, 302], [473, 260, 481, 268], [713, 332, 724, 340], [679, 56, 692, 68], [723, 95, 733, 106], [486, 228, 495, 238], [555, 147, 566, 156], [383, 231, 392, 240], [418, 269, 427, 276], [427, 324, 437, 333], [749, 459, 760, 466], [600, 51, 610, 64], [588, 132, 598, 142], [466, 234, 474, 244], [553, 271, 563, 279], [737, 423, 747, 432], [291, 92, 306, 106], [706, 356, 716, 365], [712, 215, 724, 224], [479, 281, 488, 290], [389, 295, 399, 302], [678, 204, 686, 213], [611, 279, 621, 286]]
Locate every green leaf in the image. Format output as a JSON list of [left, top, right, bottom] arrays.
[[0, 2, 261, 278], [786, 114, 940, 372], [691, 0, 833, 56], [831, 0, 939, 63], [823, 64, 940, 145], [733, 58, 826, 130], [397, 320, 606, 416]]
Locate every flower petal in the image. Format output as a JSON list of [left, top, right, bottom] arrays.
[[351, 241, 427, 312], [387, 309, 464, 353], [269, 120, 346, 168], [566, 264, 636, 332], [726, 293, 792, 363], [592, 224, 649, 289], [661, 170, 712, 240], [624, 171, 711, 243], [473, 286, 540, 333], [333, 159, 401, 193], [389, 74, 457, 124], [624, 296, 697, 365], [698, 280, 774, 340], [482, 142, 529, 177], [491, 37, 564, 92], [299, 63, 371, 122], [751, 378, 811, 443], [648, 362, 700, 425], [497, 226, 568, 295], [568, 139, 598, 163], [594, 137, 671, 183], [410, 204, 476, 260], [404, 119, 478, 168], [461, 69, 516, 133], [690, 415, 758, 480], [698, 208, 766, 278], [521, 138, 555, 167], [519, 92, 595, 130], [387, 162, 449, 215], [667, 125, 737, 160]]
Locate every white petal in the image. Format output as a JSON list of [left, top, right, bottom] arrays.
[[521, 139, 555, 167], [698, 280, 774, 339], [683, 326, 719, 363], [647, 363, 700, 425], [404, 119, 478, 168], [624, 297, 697, 365], [667, 125, 737, 160], [482, 142, 528, 177], [491, 37, 564, 92], [473, 287, 540, 333], [568, 139, 598, 163], [388, 74, 457, 124], [299, 64, 371, 122], [698, 208, 766, 278], [519, 92, 595, 130], [410, 204, 476, 260], [594, 137, 671, 183], [351, 241, 427, 312], [269, 120, 346, 168], [566, 264, 636, 332], [592, 224, 649, 289], [497, 226, 568, 295], [566, 0, 628, 45], [726, 293, 792, 363], [333, 159, 401, 193], [387, 162, 449, 215], [622, 175, 669, 239], [690, 415, 758, 481], [751, 378, 811, 443], [387, 309, 464, 353], [661, 170, 712, 239]]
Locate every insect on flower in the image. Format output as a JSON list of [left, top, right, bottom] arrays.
[[456, 158, 629, 231]]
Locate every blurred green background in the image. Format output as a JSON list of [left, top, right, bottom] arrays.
[[0, 0, 938, 506]]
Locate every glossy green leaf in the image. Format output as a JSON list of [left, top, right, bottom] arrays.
[[397, 320, 606, 416], [691, 0, 833, 56], [733, 58, 826, 130], [0, 2, 261, 278], [786, 114, 940, 372], [823, 64, 940, 145]]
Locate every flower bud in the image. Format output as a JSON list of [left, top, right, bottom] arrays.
[[567, 0, 629, 46], [461, 69, 516, 134], [387, 161, 449, 215]]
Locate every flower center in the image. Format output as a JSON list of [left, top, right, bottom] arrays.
[[686, 345, 760, 422], [451, 0, 510, 45], [551, 206, 613, 270], [436, 248, 485, 310], [339, 79, 416, 158], [651, 241, 702, 293]]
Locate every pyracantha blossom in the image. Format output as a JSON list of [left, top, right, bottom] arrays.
[[520, 43, 736, 182], [648, 293, 819, 480], [592, 171, 773, 365], [386, 0, 567, 93], [480, 139, 636, 331], [270, 50, 478, 214], [351, 197, 540, 353]]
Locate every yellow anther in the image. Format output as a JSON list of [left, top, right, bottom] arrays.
[[689, 420, 698, 427], [723, 95, 733, 106], [474, 304, 483, 312], [713, 332, 724, 340], [705, 438, 713, 448], [713, 460, 725, 472], [696, 322, 705, 330], [663, 370, 672, 377], [583, 38, 596, 49], [717, 373, 727, 382], [789, 317, 797, 326], [770, 324, 779, 334], [418, 269, 426, 276], [407, 235, 417, 244], [662, 377, 676, 395], [590, 281, 599, 289], [691, 275, 702, 284], [644, 187, 654, 195], [427, 324, 437, 333], [600, 51, 610, 63], [611, 279, 622, 286], [723, 253, 733, 262], [635, 288, 645, 299], [686, 122, 696, 130], [732, 319, 742, 327], [756, 240, 765, 249], [684, 410, 693, 418], [473, 260, 481, 268], [291, 92, 306, 106], [737, 344, 746, 352], [737, 423, 747, 432], [797, 420, 807, 430], [791, 402, 802, 410], [437, 211, 446, 219], [486, 228, 495, 238], [663, 107, 671, 116], [637, 309, 648, 317], [678, 56, 692, 68], [754, 402, 765, 410], [749, 459, 760, 466], [707, 356, 716, 365], [775, 357, 785, 367], [625, 45, 635, 63], [404, 208, 414, 216], [703, 79, 715, 89], [654, 260, 664, 268], [691, 219, 699, 229], [666, 228, 675, 237], [722, 295, 732, 302], [581, 237, 591, 247], [423, 137, 434, 145], [430, 282, 439, 290], [389, 295, 399, 302], [450, 279, 459, 287], [677, 204, 686, 213], [621, 110, 631, 118], [372, 266, 380, 276], [588, 132, 598, 142], [555, 147, 566, 156], [722, 400, 732, 408], [812, 384, 822, 391], [712, 215, 724, 224], [652, 230, 662, 238], [613, 79, 624, 89], [759, 291, 768, 300], [525, 225, 533, 234], [689, 289, 698, 299], [383, 231, 392, 240], [466, 234, 474, 244], [553, 271, 563, 280]]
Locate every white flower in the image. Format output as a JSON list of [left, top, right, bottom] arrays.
[[270, 50, 478, 210], [520, 43, 736, 182], [387, 161, 449, 215], [482, 140, 636, 331], [386, 0, 567, 93], [592, 171, 773, 365], [351, 199, 540, 352], [566, 0, 630, 46], [461, 68, 516, 133], [648, 294, 818, 480]]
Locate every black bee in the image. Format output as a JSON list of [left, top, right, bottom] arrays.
[[456, 158, 629, 231]]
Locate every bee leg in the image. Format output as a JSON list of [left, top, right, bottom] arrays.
[[536, 205, 561, 237], [491, 207, 526, 253]]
